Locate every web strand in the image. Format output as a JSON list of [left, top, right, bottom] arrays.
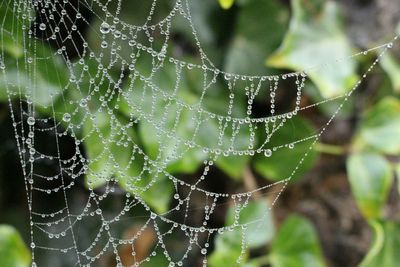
[[1, 0, 398, 266]]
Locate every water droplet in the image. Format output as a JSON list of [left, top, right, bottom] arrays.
[[264, 149, 272, 157], [201, 248, 207, 255], [289, 143, 294, 149], [63, 113, 71, 122], [101, 40, 108, 49], [387, 42, 393, 49], [100, 22, 110, 34], [27, 117, 35, 126], [39, 23, 46, 31]]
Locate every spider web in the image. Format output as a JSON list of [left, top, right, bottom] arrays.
[[0, 0, 397, 266]]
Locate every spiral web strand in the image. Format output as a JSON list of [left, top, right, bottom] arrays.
[[0, 0, 398, 266]]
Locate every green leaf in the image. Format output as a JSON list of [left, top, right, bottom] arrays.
[[127, 171, 174, 214], [121, 60, 251, 178], [83, 111, 173, 213], [346, 153, 393, 220], [266, 0, 358, 98], [253, 116, 318, 182], [218, 0, 235, 9], [380, 52, 400, 93], [141, 250, 169, 267], [269, 215, 326, 267], [82, 113, 138, 181], [0, 42, 68, 106], [0, 225, 31, 267], [199, 81, 250, 179], [224, 0, 288, 75], [357, 97, 400, 155], [226, 200, 275, 248], [360, 220, 400, 267], [138, 106, 205, 174], [0, 3, 31, 58], [209, 200, 274, 267], [215, 155, 250, 180], [209, 229, 244, 267], [304, 83, 354, 119]]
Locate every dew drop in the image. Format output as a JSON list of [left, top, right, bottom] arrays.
[[100, 22, 110, 34], [27, 117, 35, 126], [39, 23, 46, 31], [101, 40, 108, 49], [264, 149, 272, 157], [63, 113, 71, 122]]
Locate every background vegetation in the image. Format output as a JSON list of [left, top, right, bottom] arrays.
[[1, 0, 400, 266]]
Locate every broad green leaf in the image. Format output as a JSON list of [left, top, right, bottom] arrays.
[[209, 200, 274, 267], [0, 42, 68, 105], [224, 0, 288, 75], [380, 52, 400, 93], [212, 126, 252, 180], [267, 0, 358, 98], [209, 229, 244, 267], [218, 0, 235, 9], [141, 249, 169, 267], [120, 168, 174, 214], [346, 153, 393, 220], [121, 59, 250, 178], [0, 2, 31, 57], [304, 83, 354, 118], [215, 155, 250, 180], [225, 200, 274, 248], [117, 60, 205, 174], [0, 225, 31, 267], [269, 215, 326, 267], [84, 112, 116, 188], [198, 80, 250, 179], [360, 220, 400, 267], [83, 111, 173, 213], [253, 116, 318, 182], [357, 97, 400, 155], [83, 112, 139, 182]]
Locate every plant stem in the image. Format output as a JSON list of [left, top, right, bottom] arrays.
[[315, 142, 346, 156]]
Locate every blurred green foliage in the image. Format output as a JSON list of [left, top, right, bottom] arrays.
[[359, 220, 400, 267], [267, 0, 358, 98], [1, 0, 400, 266], [0, 225, 30, 267]]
